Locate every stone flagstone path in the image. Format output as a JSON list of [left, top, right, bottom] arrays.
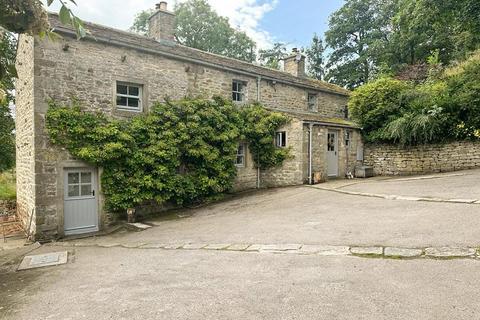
[[46, 241, 480, 261]]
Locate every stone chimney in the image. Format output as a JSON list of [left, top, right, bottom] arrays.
[[148, 2, 176, 42], [283, 48, 306, 78]]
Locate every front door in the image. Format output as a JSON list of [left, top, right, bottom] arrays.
[[327, 131, 339, 177], [64, 168, 98, 235]]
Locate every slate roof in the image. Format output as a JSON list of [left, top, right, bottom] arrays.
[[48, 14, 350, 97]]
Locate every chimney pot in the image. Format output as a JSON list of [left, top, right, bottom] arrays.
[[159, 1, 168, 11]]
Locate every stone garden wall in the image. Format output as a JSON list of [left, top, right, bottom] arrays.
[[364, 141, 480, 176]]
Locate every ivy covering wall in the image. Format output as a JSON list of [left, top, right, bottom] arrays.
[[46, 97, 291, 212]]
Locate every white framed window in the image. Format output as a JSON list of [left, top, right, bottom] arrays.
[[116, 82, 142, 111], [345, 130, 351, 147], [308, 93, 317, 111], [275, 131, 287, 148], [232, 80, 246, 102], [235, 143, 246, 167]]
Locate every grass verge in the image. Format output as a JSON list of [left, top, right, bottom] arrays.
[[0, 171, 16, 201]]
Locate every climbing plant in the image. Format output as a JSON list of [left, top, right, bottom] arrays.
[[46, 97, 291, 212]]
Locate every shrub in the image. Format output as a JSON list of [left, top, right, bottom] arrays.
[[349, 50, 480, 145], [46, 97, 291, 212], [348, 77, 412, 142]]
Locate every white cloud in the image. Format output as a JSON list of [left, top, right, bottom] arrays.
[[45, 0, 277, 49]]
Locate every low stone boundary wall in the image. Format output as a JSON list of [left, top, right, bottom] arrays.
[[364, 141, 480, 176]]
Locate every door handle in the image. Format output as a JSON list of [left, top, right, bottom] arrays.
[[92, 190, 95, 197]]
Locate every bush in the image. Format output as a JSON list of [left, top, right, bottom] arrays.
[[348, 77, 412, 142], [443, 51, 480, 139], [46, 97, 291, 212], [349, 50, 480, 145]]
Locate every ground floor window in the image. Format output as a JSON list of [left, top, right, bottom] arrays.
[[235, 143, 246, 167], [275, 131, 287, 148]]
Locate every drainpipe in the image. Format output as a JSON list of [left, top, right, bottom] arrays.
[[256, 156, 261, 189], [308, 123, 313, 185]]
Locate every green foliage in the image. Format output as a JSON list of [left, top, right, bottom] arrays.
[[129, 9, 154, 35], [442, 51, 480, 139], [350, 51, 480, 145], [258, 42, 288, 70], [0, 31, 16, 102], [325, 0, 395, 89], [0, 0, 86, 38], [0, 171, 16, 200], [46, 98, 290, 212], [175, 0, 256, 62], [130, 1, 257, 63], [305, 34, 325, 81], [0, 102, 15, 172], [324, 0, 480, 89], [240, 105, 291, 169], [349, 78, 412, 141]]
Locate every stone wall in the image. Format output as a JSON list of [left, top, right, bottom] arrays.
[[15, 35, 36, 233], [364, 141, 480, 176], [19, 30, 354, 240]]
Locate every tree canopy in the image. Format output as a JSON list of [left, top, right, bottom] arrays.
[[324, 0, 480, 89], [130, 0, 257, 63], [258, 42, 287, 70]]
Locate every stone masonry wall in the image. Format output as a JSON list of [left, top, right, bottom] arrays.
[[365, 141, 480, 176], [15, 35, 36, 234], [28, 34, 351, 239]]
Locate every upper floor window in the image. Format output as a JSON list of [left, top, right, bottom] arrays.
[[275, 131, 287, 148], [235, 143, 246, 167], [308, 93, 317, 111], [232, 80, 246, 102], [116, 82, 142, 111]]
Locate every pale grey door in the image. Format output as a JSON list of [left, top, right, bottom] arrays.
[[64, 168, 98, 235], [327, 131, 339, 177]]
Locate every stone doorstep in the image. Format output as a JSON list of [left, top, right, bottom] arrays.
[[350, 246, 383, 256], [424, 247, 477, 258], [384, 247, 423, 258]]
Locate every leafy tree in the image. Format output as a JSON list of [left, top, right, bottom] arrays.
[[0, 0, 87, 99], [0, 102, 15, 172], [129, 9, 154, 35], [258, 42, 287, 70], [0, 31, 17, 172], [389, 0, 480, 67], [325, 0, 396, 89], [305, 33, 325, 80], [0, 0, 86, 38], [130, 0, 257, 63]]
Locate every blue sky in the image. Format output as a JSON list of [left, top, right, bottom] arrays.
[[45, 0, 344, 49], [260, 0, 344, 48]]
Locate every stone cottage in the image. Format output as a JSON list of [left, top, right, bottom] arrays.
[[15, 2, 362, 240]]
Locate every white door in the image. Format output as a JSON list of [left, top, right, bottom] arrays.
[[327, 131, 339, 177], [64, 168, 99, 235]]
